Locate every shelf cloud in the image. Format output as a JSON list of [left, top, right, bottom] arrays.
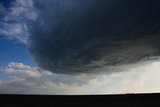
[[28, 0, 160, 74]]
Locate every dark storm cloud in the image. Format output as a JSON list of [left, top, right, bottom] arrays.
[[29, 0, 160, 74]]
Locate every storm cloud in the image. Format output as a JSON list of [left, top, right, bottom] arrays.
[[28, 0, 160, 74]]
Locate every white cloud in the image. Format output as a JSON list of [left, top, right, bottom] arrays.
[[0, 22, 29, 43], [1, 58, 160, 94], [0, 62, 90, 94], [0, 0, 37, 44], [7, 0, 37, 21], [8, 62, 32, 70]]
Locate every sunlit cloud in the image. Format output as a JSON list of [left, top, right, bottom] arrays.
[[0, 58, 160, 94]]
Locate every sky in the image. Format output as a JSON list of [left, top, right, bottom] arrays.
[[1, 0, 160, 94]]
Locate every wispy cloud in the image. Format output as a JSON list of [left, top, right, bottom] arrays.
[[0, 0, 37, 44]]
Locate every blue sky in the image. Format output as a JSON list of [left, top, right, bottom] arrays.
[[0, 0, 37, 83], [0, 0, 12, 7], [0, 39, 35, 66], [0, 0, 36, 67]]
